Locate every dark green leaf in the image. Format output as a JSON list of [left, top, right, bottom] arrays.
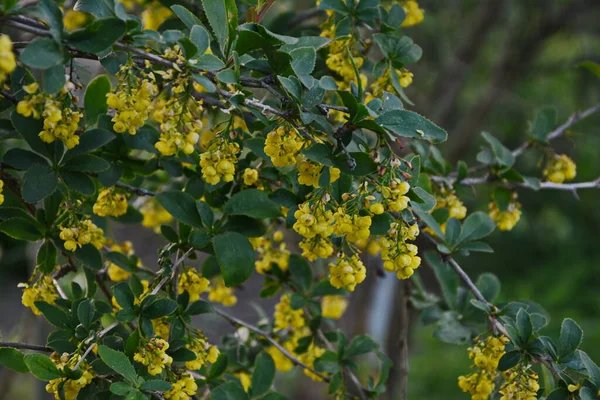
[[171, 5, 202, 29], [433, 311, 471, 344], [426, 252, 458, 311], [72, 244, 103, 270], [139, 380, 172, 392], [37, 241, 57, 274], [376, 110, 447, 143], [156, 191, 203, 228], [23, 354, 62, 380], [98, 345, 137, 383], [19, 38, 64, 70], [66, 18, 126, 53], [480, 131, 514, 168], [289, 254, 312, 292], [212, 231, 255, 287], [457, 212, 495, 243], [187, 300, 213, 315], [498, 351, 521, 371], [290, 47, 316, 78], [0, 348, 29, 373], [558, 318, 583, 358], [224, 189, 281, 219], [143, 298, 178, 319], [0, 218, 43, 241], [77, 299, 95, 329], [251, 352, 275, 397], [23, 164, 58, 203], [516, 308, 533, 345], [529, 106, 556, 142], [3, 148, 48, 170], [212, 381, 248, 400], [476, 273, 501, 303], [345, 335, 378, 358], [84, 75, 111, 125], [201, 0, 228, 55], [74, 0, 115, 18]]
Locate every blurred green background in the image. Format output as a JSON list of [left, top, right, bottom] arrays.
[[1, 0, 600, 399]]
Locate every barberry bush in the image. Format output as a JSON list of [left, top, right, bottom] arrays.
[[0, 0, 599, 399]]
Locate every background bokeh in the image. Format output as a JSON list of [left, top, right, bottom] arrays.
[[1, 0, 600, 399]]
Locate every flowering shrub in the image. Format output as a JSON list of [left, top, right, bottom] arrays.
[[0, 0, 599, 399]]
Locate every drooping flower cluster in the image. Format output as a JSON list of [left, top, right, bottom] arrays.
[[60, 219, 106, 252], [379, 178, 411, 212], [328, 255, 367, 292], [45, 353, 95, 400], [208, 276, 237, 306], [19, 275, 58, 315], [0, 179, 4, 206], [17, 82, 83, 149], [294, 201, 335, 261], [106, 63, 158, 135], [178, 268, 210, 302], [0, 34, 17, 84], [297, 156, 341, 188], [369, 68, 414, 100], [107, 240, 137, 282], [320, 26, 366, 91], [274, 294, 306, 332], [141, 198, 173, 232], [499, 366, 540, 400], [164, 373, 198, 400], [93, 187, 128, 217], [264, 125, 306, 167], [332, 207, 372, 243], [381, 221, 421, 280], [199, 137, 240, 185], [186, 331, 220, 370], [426, 188, 467, 235], [458, 335, 508, 400], [251, 232, 290, 274], [321, 295, 349, 320], [488, 196, 522, 231], [543, 153, 577, 183], [134, 338, 173, 375], [400, 0, 425, 27]]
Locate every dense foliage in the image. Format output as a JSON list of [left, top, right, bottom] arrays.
[[0, 0, 599, 399]]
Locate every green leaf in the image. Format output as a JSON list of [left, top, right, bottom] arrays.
[[476, 273, 501, 303], [0, 218, 43, 241], [66, 18, 126, 53], [143, 298, 179, 319], [72, 244, 103, 270], [201, 0, 228, 55], [369, 213, 394, 235], [19, 38, 64, 70], [0, 348, 29, 373], [558, 318, 583, 358], [63, 154, 110, 173], [444, 218, 461, 247], [578, 61, 600, 78], [61, 171, 96, 195], [66, 128, 115, 157], [498, 350, 521, 371], [212, 231, 255, 287], [74, 0, 115, 18], [426, 252, 458, 311], [187, 300, 213, 315], [289, 254, 313, 292], [516, 309, 533, 345], [480, 132, 514, 167], [22, 164, 59, 203], [40, 0, 64, 41], [171, 5, 202, 29], [529, 106, 556, 142], [457, 212, 495, 243], [2, 148, 48, 170], [212, 381, 248, 400], [139, 380, 173, 392], [314, 350, 340, 373], [194, 54, 226, 70], [35, 301, 70, 328], [41, 64, 66, 95], [156, 191, 203, 228], [290, 47, 316, 78], [579, 350, 600, 387], [10, 112, 54, 158], [77, 299, 95, 329], [37, 241, 57, 274], [433, 311, 471, 344], [84, 75, 111, 125], [98, 345, 137, 383], [224, 189, 281, 219], [104, 251, 136, 272], [373, 33, 422, 66], [413, 208, 444, 239], [110, 382, 135, 396], [375, 110, 447, 143], [23, 354, 62, 380], [112, 282, 135, 311], [345, 335, 379, 358], [208, 353, 228, 379], [251, 352, 275, 397]]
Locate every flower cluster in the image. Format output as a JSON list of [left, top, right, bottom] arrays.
[[0, 179, 4, 206], [379, 179, 411, 212], [93, 187, 128, 217], [141, 198, 173, 232], [297, 156, 341, 188], [107, 63, 158, 135], [499, 366, 540, 400], [428, 188, 467, 235], [17, 82, 83, 149], [294, 202, 335, 261], [199, 137, 240, 185], [458, 335, 508, 400], [60, 219, 105, 252], [264, 126, 306, 167], [369, 68, 414, 100], [381, 221, 421, 280], [186, 331, 220, 370], [321, 26, 366, 91], [178, 268, 210, 301], [63, 9, 88, 30], [0, 35, 16, 84], [134, 338, 173, 375], [164, 373, 198, 400], [153, 96, 202, 156], [400, 0, 425, 27], [19, 275, 58, 315], [274, 294, 306, 332], [208, 276, 237, 306], [488, 197, 522, 231], [543, 153, 577, 183], [251, 233, 290, 274], [45, 353, 94, 400], [107, 240, 137, 281], [328, 255, 367, 292], [141, 1, 173, 30], [321, 295, 349, 319], [153, 317, 171, 339], [332, 207, 372, 243]]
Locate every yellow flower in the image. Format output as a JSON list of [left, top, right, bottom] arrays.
[[543, 154, 577, 183], [243, 168, 259, 186], [0, 35, 17, 84], [293, 202, 334, 239], [19, 275, 58, 315], [142, 1, 174, 30], [45, 353, 94, 400], [93, 187, 128, 217], [299, 236, 335, 261], [178, 268, 210, 302], [499, 366, 539, 400], [106, 241, 137, 282], [0, 179, 4, 206], [199, 138, 240, 185], [164, 373, 198, 400], [274, 294, 305, 332], [59, 219, 106, 252], [380, 221, 421, 280], [370, 68, 414, 98], [458, 335, 509, 400], [332, 208, 372, 243], [153, 95, 203, 156], [186, 332, 219, 370], [380, 179, 411, 212], [235, 371, 251, 392], [321, 295, 348, 319], [266, 340, 296, 373], [254, 236, 290, 274], [264, 126, 306, 167], [141, 198, 173, 232], [298, 343, 326, 381], [63, 10, 88, 31], [488, 200, 521, 231], [152, 317, 171, 339], [208, 276, 237, 306], [133, 338, 173, 375], [329, 255, 366, 292], [297, 157, 341, 188], [401, 0, 425, 27]]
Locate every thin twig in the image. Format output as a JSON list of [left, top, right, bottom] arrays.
[[0, 342, 52, 352], [115, 182, 157, 197], [73, 321, 119, 370], [150, 248, 194, 296]]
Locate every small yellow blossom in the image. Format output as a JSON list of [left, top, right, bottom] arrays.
[[164, 373, 198, 400], [208, 276, 237, 306], [0, 179, 4, 206], [243, 168, 259, 186], [264, 126, 306, 167], [141, 198, 173, 232], [235, 371, 251, 392], [133, 338, 173, 375], [329, 255, 366, 292], [93, 187, 128, 217], [488, 200, 521, 231], [0, 35, 17, 85], [142, 1, 173, 30], [321, 295, 348, 319], [499, 366, 540, 400], [380, 221, 421, 280], [199, 138, 240, 185], [178, 268, 210, 302], [63, 10, 88, 31], [106, 241, 137, 281], [274, 294, 305, 332], [45, 353, 94, 400], [186, 332, 220, 370], [543, 154, 576, 183], [152, 317, 171, 339], [19, 275, 58, 315], [297, 157, 341, 188], [401, 1, 424, 27], [458, 335, 508, 400], [59, 219, 106, 252]]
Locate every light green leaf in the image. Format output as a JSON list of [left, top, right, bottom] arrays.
[[0, 348, 29, 373], [201, 0, 228, 54], [171, 5, 202, 29], [345, 335, 379, 358], [457, 212, 495, 243], [558, 318, 583, 358], [290, 47, 316, 78], [23, 354, 62, 380]]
